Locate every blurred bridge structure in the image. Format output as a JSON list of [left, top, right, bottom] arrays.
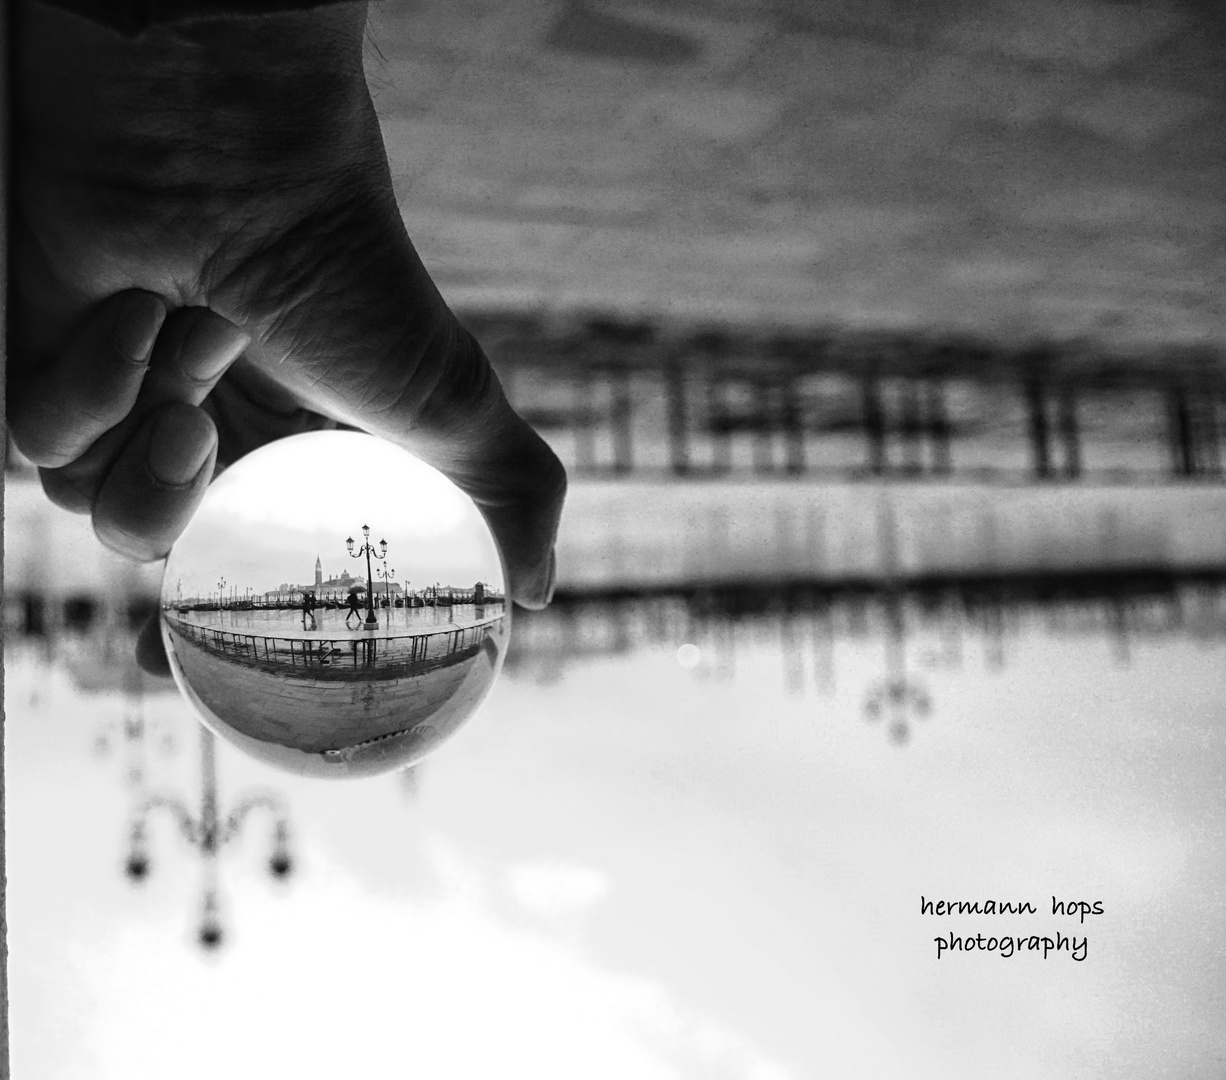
[[473, 313, 1226, 484]]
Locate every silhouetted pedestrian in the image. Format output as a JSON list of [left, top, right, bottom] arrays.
[[301, 590, 317, 631], [345, 586, 365, 628]]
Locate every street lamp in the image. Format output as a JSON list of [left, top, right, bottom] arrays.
[[217, 576, 226, 620], [346, 525, 386, 628], [376, 563, 395, 608], [125, 724, 292, 950]]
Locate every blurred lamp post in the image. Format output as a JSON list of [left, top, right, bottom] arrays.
[[862, 675, 932, 744], [125, 724, 292, 951], [94, 662, 178, 787], [862, 593, 931, 744], [346, 525, 386, 628]]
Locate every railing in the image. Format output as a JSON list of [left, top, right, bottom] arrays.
[[164, 613, 504, 679], [498, 356, 1226, 483]]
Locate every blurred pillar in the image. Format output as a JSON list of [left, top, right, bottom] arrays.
[[1200, 388, 1221, 476], [862, 377, 886, 475], [753, 377, 773, 474], [706, 375, 730, 474], [1168, 387, 1195, 477], [927, 380, 952, 475], [666, 355, 689, 475], [574, 371, 597, 474], [782, 376, 805, 475], [1057, 387, 1081, 479], [611, 366, 633, 474], [897, 379, 919, 474], [1026, 380, 1052, 479]]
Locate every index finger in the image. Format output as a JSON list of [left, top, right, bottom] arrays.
[[7, 289, 166, 467], [44, 305, 250, 510]]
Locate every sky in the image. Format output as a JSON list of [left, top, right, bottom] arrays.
[[5, 618, 1226, 1080], [165, 432, 504, 600]]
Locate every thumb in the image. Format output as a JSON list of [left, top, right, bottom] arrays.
[[212, 181, 565, 608]]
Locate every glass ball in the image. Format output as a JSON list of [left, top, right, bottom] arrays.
[[160, 431, 511, 779]]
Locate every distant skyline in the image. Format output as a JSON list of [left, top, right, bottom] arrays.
[[164, 433, 504, 601]]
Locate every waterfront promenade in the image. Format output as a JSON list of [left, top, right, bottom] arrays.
[[165, 606, 506, 679], [175, 604, 500, 642]]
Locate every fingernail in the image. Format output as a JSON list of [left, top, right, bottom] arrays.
[[147, 412, 215, 486], [179, 312, 251, 383], [115, 293, 167, 364], [543, 548, 557, 605]]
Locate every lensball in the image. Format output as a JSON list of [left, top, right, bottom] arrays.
[[160, 430, 510, 778]]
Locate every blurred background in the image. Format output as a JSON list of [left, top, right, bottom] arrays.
[[6, 1, 1226, 1077]]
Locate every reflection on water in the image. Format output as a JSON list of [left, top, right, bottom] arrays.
[[125, 723, 293, 950], [7, 611, 298, 950], [162, 604, 509, 777], [6, 447, 1226, 1077], [509, 574, 1226, 742], [6, 567, 1226, 1078]]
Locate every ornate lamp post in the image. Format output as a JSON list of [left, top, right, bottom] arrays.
[[376, 563, 395, 608], [346, 525, 386, 628], [217, 576, 227, 621], [125, 724, 292, 950]]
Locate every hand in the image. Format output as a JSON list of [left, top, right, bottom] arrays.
[[9, 290, 252, 557], [8, 1, 565, 609]]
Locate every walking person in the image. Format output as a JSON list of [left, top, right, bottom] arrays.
[[345, 586, 365, 629], [301, 590, 317, 631]]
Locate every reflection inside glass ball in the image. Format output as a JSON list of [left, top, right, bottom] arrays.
[[160, 431, 510, 778]]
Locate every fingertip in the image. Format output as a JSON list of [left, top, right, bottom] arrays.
[[8, 289, 169, 467], [93, 403, 217, 561], [546, 548, 558, 604], [476, 439, 566, 610], [113, 290, 168, 366], [39, 465, 96, 514], [146, 404, 218, 487], [512, 547, 557, 611], [136, 612, 174, 678], [178, 309, 251, 384], [154, 306, 251, 391]]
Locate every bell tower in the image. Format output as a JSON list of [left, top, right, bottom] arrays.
[[315, 555, 323, 591]]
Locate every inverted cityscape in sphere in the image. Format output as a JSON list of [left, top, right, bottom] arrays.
[[160, 431, 510, 778]]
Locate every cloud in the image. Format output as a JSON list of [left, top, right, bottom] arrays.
[[505, 861, 611, 917], [59, 836, 796, 1080]]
